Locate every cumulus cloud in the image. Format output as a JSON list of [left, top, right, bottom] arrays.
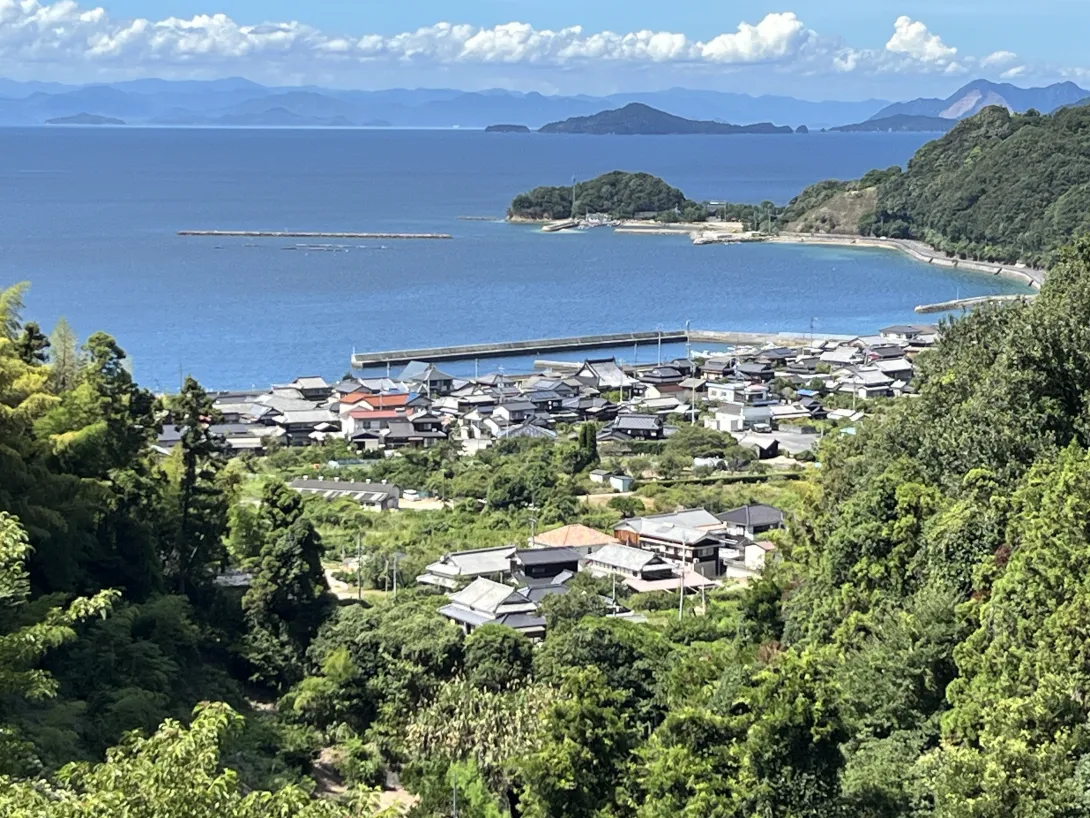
[[1001, 65, 1027, 79], [885, 16, 957, 63], [982, 50, 1018, 67], [0, 0, 1030, 84]]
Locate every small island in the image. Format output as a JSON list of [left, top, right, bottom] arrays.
[[538, 102, 793, 135], [485, 124, 531, 133], [508, 170, 710, 222], [45, 112, 125, 126]]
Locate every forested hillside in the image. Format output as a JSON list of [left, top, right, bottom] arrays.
[[785, 105, 1090, 266], [508, 170, 706, 221], [9, 230, 1090, 817]]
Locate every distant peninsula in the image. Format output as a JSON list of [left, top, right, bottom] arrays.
[[832, 114, 956, 133], [508, 170, 709, 222], [485, 124, 531, 133], [538, 103, 794, 135], [45, 112, 125, 126]]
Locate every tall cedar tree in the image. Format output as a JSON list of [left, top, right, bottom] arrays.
[[242, 482, 333, 689]]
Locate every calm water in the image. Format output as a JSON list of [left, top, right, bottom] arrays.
[[0, 127, 1031, 390]]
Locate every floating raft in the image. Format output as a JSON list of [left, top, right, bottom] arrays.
[[178, 230, 452, 240]]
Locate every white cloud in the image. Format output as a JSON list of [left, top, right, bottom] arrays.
[[885, 16, 957, 63], [1001, 65, 1027, 79], [0, 0, 1039, 86], [982, 50, 1017, 67]]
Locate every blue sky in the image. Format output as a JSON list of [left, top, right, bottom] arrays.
[[2, 0, 1086, 99]]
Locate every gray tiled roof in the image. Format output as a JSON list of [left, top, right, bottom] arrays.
[[716, 504, 786, 528], [449, 577, 528, 614], [514, 547, 582, 567], [588, 544, 664, 572]]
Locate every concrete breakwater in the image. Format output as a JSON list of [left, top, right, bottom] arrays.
[[915, 294, 1035, 314], [350, 328, 843, 369], [178, 230, 453, 240], [351, 330, 689, 367]]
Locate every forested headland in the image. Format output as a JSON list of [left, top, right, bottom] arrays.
[[9, 226, 1090, 818], [764, 104, 1090, 267], [507, 170, 708, 222]]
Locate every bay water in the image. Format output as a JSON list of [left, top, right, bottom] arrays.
[[0, 127, 1032, 390]]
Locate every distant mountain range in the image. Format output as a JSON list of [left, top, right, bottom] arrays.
[[0, 78, 886, 129], [536, 103, 796, 135], [1, 77, 1085, 131], [868, 80, 1090, 122]]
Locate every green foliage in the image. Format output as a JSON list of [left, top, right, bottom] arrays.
[[242, 483, 334, 689], [463, 624, 533, 692], [508, 171, 693, 220], [0, 703, 384, 817], [516, 668, 638, 818]]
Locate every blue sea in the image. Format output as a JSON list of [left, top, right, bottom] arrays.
[[0, 127, 1032, 390]]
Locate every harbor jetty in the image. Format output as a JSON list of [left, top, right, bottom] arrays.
[[914, 294, 1035, 314], [351, 330, 688, 367], [350, 328, 826, 368], [178, 230, 452, 240]]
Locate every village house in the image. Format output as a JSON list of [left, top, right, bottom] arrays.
[[512, 547, 581, 580], [699, 357, 734, 380], [573, 358, 634, 392], [734, 361, 775, 382], [438, 578, 545, 639], [279, 376, 333, 402], [400, 361, 457, 397], [717, 504, 786, 538], [879, 324, 936, 343], [417, 546, 516, 590], [598, 413, 665, 442], [614, 509, 727, 577], [531, 523, 619, 556], [705, 381, 778, 432], [584, 544, 676, 582]]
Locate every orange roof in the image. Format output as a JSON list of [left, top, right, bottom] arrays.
[[361, 393, 413, 409], [533, 524, 619, 549], [340, 392, 371, 405]]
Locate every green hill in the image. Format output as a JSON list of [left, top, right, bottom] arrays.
[[778, 105, 1090, 266], [538, 102, 793, 135], [508, 170, 706, 221]]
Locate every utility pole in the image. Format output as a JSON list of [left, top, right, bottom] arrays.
[[571, 175, 577, 221], [356, 532, 363, 602], [677, 551, 686, 621], [391, 551, 405, 599], [657, 326, 663, 366], [685, 319, 691, 361]]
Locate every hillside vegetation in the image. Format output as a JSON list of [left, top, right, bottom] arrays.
[[508, 170, 706, 221], [781, 105, 1090, 266], [10, 225, 1090, 814]]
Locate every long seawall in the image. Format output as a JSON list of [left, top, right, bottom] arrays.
[[769, 233, 1045, 290], [350, 329, 829, 368], [178, 230, 452, 240]]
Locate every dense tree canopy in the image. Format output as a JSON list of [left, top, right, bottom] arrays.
[[508, 171, 698, 221]]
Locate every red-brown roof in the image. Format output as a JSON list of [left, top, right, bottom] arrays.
[[533, 524, 619, 548]]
